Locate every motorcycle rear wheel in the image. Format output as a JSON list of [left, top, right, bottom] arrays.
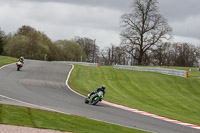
[[85, 98, 89, 104]]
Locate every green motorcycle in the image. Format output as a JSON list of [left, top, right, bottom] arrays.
[[85, 91, 104, 105]]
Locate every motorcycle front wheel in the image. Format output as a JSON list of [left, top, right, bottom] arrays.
[[91, 96, 100, 105], [85, 98, 89, 104]]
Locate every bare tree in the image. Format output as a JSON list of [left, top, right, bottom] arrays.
[[101, 45, 114, 65], [150, 42, 200, 67], [175, 43, 200, 67], [120, 0, 172, 65], [101, 44, 127, 65], [151, 42, 171, 66], [100, 48, 109, 65], [74, 36, 99, 62], [92, 39, 96, 63]]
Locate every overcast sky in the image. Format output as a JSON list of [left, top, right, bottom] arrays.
[[0, 0, 200, 48]]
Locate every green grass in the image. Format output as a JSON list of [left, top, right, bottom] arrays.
[[0, 104, 147, 133], [0, 56, 18, 67], [0, 56, 147, 133], [69, 65, 200, 126]]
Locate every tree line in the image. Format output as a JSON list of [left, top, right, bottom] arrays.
[[0, 26, 99, 62], [1, 0, 199, 67], [101, 42, 200, 67]]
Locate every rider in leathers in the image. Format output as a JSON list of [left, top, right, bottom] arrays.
[[18, 56, 24, 64], [88, 85, 106, 101]]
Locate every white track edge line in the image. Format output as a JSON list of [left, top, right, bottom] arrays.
[[65, 64, 153, 132], [0, 94, 69, 115], [0, 63, 151, 132], [65, 64, 200, 130], [0, 63, 16, 69], [0, 63, 70, 114], [1, 62, 199, 131]]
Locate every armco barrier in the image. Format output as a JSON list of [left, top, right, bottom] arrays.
[[63, 61, 99, 67], [114, 65, 188, 78]]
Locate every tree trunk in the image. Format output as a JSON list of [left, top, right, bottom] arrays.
[[138, 51, 144, 65]]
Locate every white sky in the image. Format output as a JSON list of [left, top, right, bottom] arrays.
[[0, 0, 200, 49]]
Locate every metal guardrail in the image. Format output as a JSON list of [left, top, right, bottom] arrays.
[[63, 61, 99, 67], [114, 65, 188, 78]]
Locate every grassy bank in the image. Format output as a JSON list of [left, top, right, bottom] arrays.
[[69, 65, 200, 126], [0, 104, 147, 133], [0, 56, 17, 67]]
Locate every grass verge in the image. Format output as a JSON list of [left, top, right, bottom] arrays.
[[69, 65, 200, 126], [0, 104, 147, 133], [0, 56, 17, 67]]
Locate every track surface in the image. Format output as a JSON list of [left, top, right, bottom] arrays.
[[0, 60, 199, 133]]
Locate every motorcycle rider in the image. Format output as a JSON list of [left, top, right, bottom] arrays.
[[87, 85, 106, 101], [18, 56, 24, 64]]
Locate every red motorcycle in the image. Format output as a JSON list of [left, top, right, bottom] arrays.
[[16, 61, 23, 71]]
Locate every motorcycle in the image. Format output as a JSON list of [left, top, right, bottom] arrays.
[[85, 90, 104, 105], [16, 61, 23, 71]]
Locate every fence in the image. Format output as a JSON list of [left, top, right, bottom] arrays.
[[114, 65, 188, 78], [63, 61, 99, 67]]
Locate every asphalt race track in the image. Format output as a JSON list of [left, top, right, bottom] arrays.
[[0, 60, 199, 133]]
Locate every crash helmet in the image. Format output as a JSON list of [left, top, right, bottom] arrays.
[[102, 85, 106, 90], [20, 56, 24, 60]]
